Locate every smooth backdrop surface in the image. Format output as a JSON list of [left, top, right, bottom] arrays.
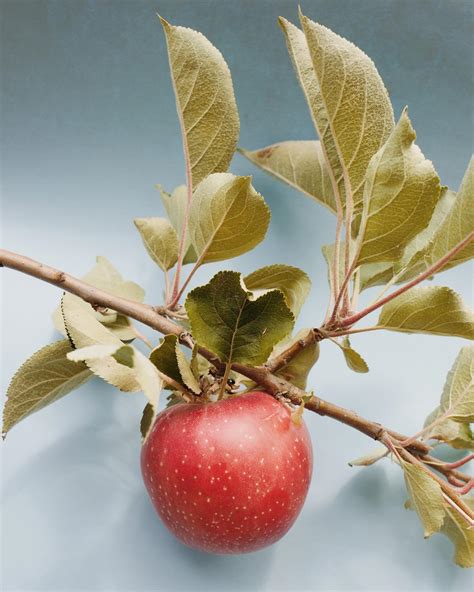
[[1, 1, 473, 591]]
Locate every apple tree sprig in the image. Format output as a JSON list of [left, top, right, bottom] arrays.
[[1, 10, 473, 566]]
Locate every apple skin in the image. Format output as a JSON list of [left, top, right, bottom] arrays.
[[141, 391, 313, 554]]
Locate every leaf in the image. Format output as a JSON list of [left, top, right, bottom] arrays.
[[150, 335, 182, 387], [294, 13, 394, 207], [358, 261, 394, 291], [348, 447, 388, 467], [61, 293, 141, 392], [438, 345, 474, 422], [239, 141, 337, 213], [160, 17, 239, 188], [134, 217, 179, 271], [398, 159, 474, 280], [423, 410, 473, 450], [69, 343, 163, 409], [82, 256, 145, 302], [140, 403, 155, 441], [244, 264, 311, 318], [150, 335, 200, 394], [321, 241, 356, 297], [2, 340, 92, 437], [440, 498, 474, 568], [185, 271, 294, 366], [378, 286, 474, 339], [53, 256, 144, 341], [188, 173, 270, 264], [278, 17, 344, 203], [175, 347, 201, 394], [159, 184, 197, 264], [269, 329, 320, 390], [357, 109, 442, 265], [339, 337, 369, 373], [402, 462, 446, 538]]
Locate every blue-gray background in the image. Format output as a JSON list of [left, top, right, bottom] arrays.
[[1, 1, 472, 590]]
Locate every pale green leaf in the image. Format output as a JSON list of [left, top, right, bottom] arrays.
[[270, 329, 320, 389], [357, 109, 441, 265], [68, 343, 163, 409], [239, 141, 337, 213], [437, 346, 474, 423], [244, 264, 311, 318], [348, 447, 388, 467], [339, 337, 369, 373], [67, 344, 119, 362], [321, 241, 355, 297], [53, 256, 144, 341], [61, 293, 140, 392], [134, 217, 179, 271], [402, 462, 446, 538], [378, 286, 474, 339], [423, 408, 473, 450], [82, 256, 145, 302], [189, 173, 270, 264], [160, 18, 239, 188], [298, 13, 394, 207], [398, 159, 474, 280], [2, 340, 92, 436], [185, 271, 294, 366], [175, 347, 201, 394], [159, 184, 197, 264], [441, 498, 474, 568], [358, 261, 394, 291], [278, 17, 344, 203]]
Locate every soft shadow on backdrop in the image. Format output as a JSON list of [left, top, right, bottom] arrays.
[[1, 1, 472, 591]]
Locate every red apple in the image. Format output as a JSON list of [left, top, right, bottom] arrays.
[[141, 391, 313, 554]]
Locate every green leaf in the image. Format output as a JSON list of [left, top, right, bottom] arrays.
[[398, 159, 474, 280], [358, 261, 394, 291], [270, 329, 320, 389], [134, 217, 179, 271], [160, 17, 239, 188], [378, 286, 474, 339], [338, 337, 369, 373], [244, 264, 311, 318], [150, 335, 182, 388], [61, 293, 141, 392], [53, 256, 144, 341], [296, 12, 394, 207], [188, 173, 270, 264], [159, 184, 197, 264], [402, 462, 446, 538], [2, 340, 92, 437], [140, 403, 155, 441], [440, 498, 474, 568], [150, 335, 200, 394], [239, 141, 337, 213], [185, 271, 294, 366], [357, 109, 442, 265]]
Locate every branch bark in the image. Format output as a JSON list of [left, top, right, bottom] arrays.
[[0, 248, 448, 461]]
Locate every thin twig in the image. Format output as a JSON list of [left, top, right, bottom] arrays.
[[339, 232, 474, 328]]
